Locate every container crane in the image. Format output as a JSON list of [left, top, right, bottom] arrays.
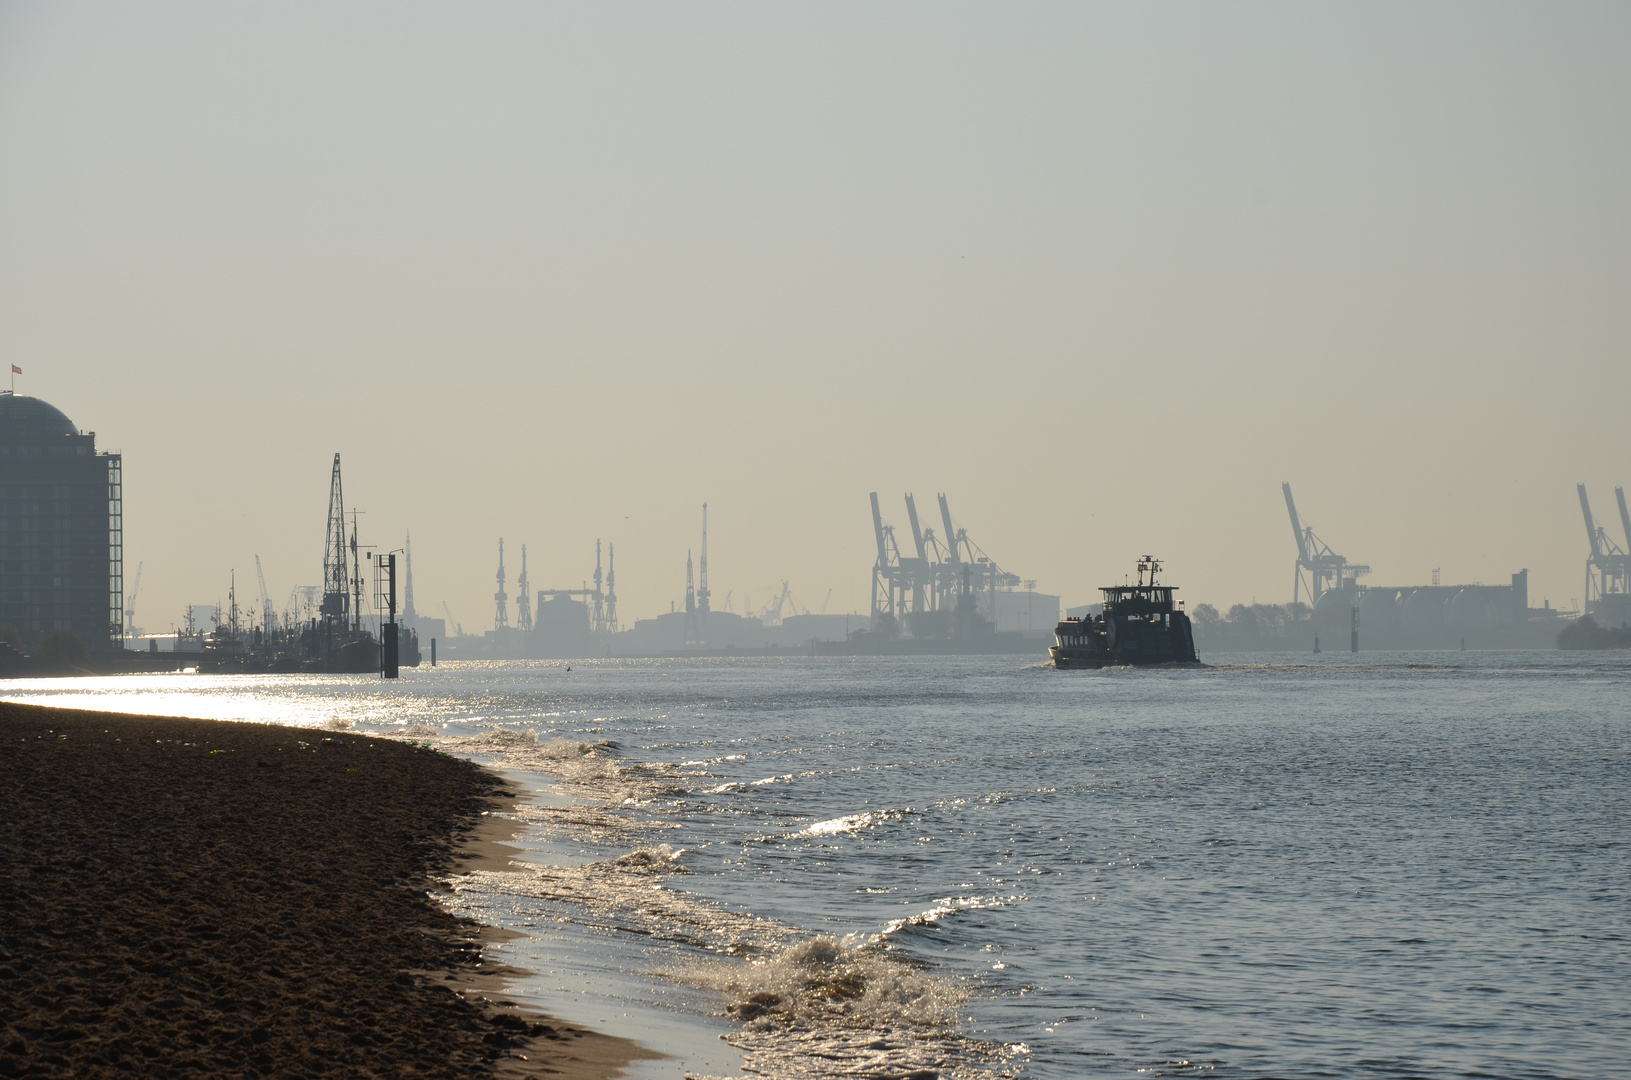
[[1577, 484, 1629, 613], [870, 492, 1021, 628], [902, 494, 933, 613], [1282, 482, 1369, 606], [869, 492, 906, 625], [933, 493, 1020, 618], [1619, 487, 1631, 556], [123, 561, 143, 638]]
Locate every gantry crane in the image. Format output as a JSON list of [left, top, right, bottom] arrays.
[[1283, 483, 1369, 606], [870, 492, 1020, 628], [1577, 484, 1630, 614]]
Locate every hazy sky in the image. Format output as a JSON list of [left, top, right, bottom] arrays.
[[2, 2, 1628, 632]]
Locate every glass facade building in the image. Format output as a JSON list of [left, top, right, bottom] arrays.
[[0, 395, 122, 650]]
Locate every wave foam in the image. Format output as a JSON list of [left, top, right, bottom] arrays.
[[475, 726, 538, 746], [802, 807, 917, 837], [676, 934, 960, 1029], [438, 737, 1012, 1079], [879, 894, 1024, 941], [607, 844, 689, 874], [666, 936, 1011, 1079]]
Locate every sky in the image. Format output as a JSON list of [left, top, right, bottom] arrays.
[[2, 2, 1628, 633]]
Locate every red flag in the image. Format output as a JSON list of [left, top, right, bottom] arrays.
[[9, 365, 19, 375]]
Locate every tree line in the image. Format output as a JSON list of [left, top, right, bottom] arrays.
[[1188, 602, 1315, 651]]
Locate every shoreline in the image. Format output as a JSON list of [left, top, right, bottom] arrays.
[[0, 700, 651, 1079]]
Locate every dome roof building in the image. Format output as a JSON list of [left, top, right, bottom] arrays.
[[0, 394, 123, 652], [0, 394, 78, 441]]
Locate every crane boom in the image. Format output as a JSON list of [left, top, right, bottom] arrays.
[[1579, 483, 1603, 557], [869, 493, 889, 567], [1282, 482, 1311, 563], [1617, 487, 1631, 553], [937, 493, 960, 566], [904, 494, 929, 561]]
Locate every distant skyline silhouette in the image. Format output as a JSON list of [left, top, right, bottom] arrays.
[[2, 2, 1627, 630]]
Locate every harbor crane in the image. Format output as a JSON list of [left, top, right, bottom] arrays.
[[123, 561, 142, 639], [870, 492, 1021, 628], [759, 581, 800, 625], [1283, 482, 1369, 607], [1576, 484, 1630, 614], [870, 492, 907, 624], [321, 454, 350, 626], [493, 540, 509, 631], [698, 504, 711, 617], [254, 555, 277, 637], [516, 544, 532, 632]]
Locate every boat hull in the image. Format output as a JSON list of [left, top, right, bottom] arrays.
[[1049, 612, 1199, 667]]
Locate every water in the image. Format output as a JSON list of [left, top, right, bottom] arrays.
[[5, 651, 1627, 1078]]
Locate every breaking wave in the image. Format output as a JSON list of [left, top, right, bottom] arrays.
[[802, 807, 918, 836], [407, 722, 1017, 1079], [675, 934, 960, 1029]]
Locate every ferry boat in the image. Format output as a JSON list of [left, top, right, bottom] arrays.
[[1050, 556, 1198, 668]]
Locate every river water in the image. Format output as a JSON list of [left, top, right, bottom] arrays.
[[4, 651, 1627, 1078]]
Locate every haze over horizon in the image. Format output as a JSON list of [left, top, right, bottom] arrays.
[[2, 2, 1627, 633]]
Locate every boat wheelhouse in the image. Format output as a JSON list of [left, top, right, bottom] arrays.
[[1050, 556, 1198, 667]]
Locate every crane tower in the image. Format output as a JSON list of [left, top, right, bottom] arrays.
[[321, 454, 349, 624], [516, 544, 532, 632], [605, 543, 618, 634], [494, 539, 509, 630], [698, 503, 711, 616]]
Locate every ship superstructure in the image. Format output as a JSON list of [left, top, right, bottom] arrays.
[[1050, 556, 1198, 668]]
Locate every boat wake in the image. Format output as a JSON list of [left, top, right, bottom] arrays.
[[418, 726, 1023, 1080]]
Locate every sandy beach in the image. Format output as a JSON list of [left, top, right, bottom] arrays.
[[0, 701, 646, 1079]]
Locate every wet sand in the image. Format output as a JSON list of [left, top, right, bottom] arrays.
[[0, 701, 649, 1079]]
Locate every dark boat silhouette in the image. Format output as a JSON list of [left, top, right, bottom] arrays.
[[1050, 556, 1198, 668]]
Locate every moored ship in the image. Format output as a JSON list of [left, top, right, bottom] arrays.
[[1050, 556, 1198, 668]]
